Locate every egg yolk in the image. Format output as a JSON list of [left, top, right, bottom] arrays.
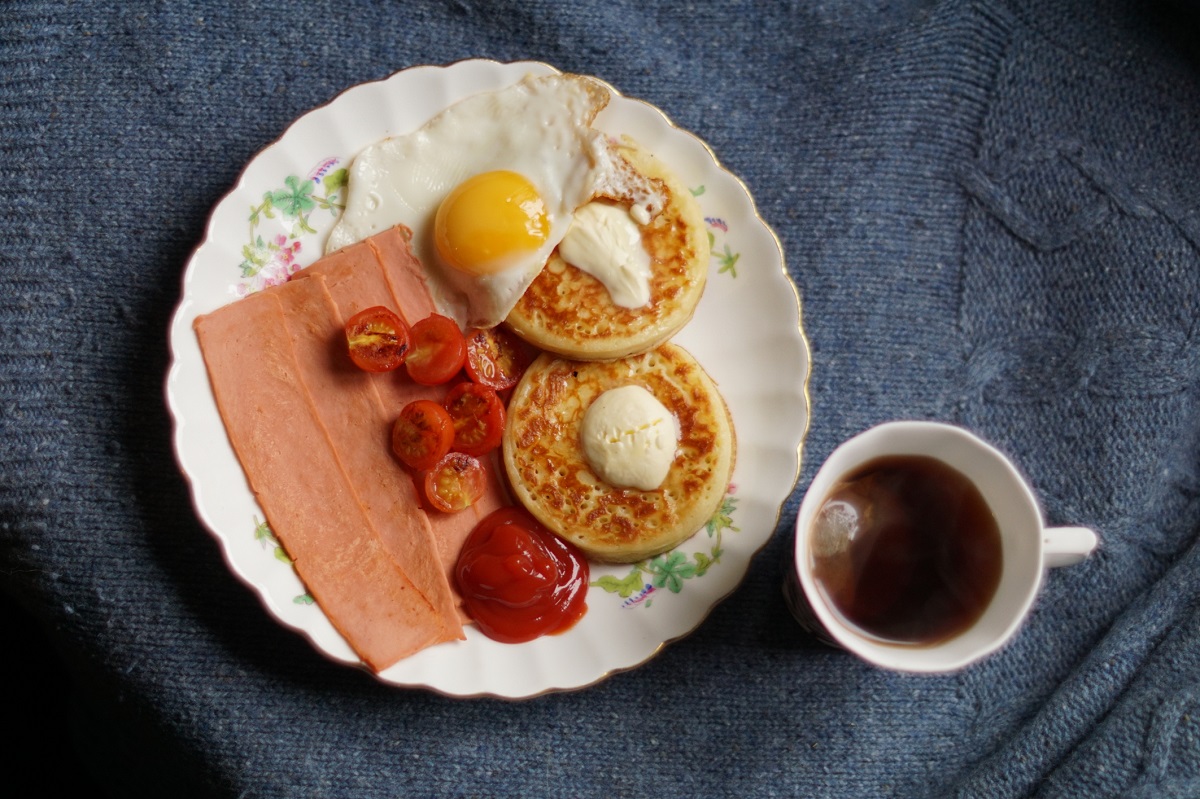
[[434, 170, 551, 276]]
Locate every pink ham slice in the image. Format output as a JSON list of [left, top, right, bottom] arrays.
[[303, 225, 437, 324], [274, 273, 464, 638], [299, 228, 509, 613], [193, 226, 508, 668], [194, 289, 454, 670]]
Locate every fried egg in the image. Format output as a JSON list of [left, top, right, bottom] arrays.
[[326, 73, 636, 329]]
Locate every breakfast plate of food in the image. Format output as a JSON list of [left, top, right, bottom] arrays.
[[166, 59, 810, 698]]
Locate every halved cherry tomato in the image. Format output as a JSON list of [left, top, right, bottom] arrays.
[[344, 306, 409, 372], [405, 314, 467, 385], [391, 400, 455, 471], [443, 381, 505, 456], [465, 327, 532, 391], [422, 452, 487, 513]]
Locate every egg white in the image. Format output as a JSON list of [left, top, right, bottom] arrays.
[[326, 74, 614, 329]]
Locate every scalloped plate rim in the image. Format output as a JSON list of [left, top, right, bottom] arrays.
[[164, 58, 811, 699]]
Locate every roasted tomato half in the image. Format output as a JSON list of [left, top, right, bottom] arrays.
[[405, 314, 467, 386], [391, 399, 455, 472], [422, 452, 487, 513], [443, 381, 505, 457], [344, 305, 409, 372], [465, 327, 532, 391]]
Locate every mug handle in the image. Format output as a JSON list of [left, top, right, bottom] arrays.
[[1043, 526, 1099, 568]]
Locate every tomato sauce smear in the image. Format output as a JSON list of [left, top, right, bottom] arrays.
[[455, 507, 589, 643]]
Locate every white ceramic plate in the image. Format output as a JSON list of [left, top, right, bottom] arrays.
[[166, 59, 810, 698]]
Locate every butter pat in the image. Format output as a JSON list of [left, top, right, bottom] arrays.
[[580, 385, 679, 491], [559, 202, 652, 308]]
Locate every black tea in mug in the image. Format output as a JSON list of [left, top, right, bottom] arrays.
[[809, 455, 1004, 647]]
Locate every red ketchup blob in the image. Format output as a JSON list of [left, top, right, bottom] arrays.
[[455, 507, 589, 643]]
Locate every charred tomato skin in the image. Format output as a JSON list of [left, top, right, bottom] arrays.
[[422, 451, 487, 512], [391, 400, 455, 472], [443, 381, 505, 457], [464, 326, 532, 391], [406, 314, 467, 386], [344, 305, 410, 372]]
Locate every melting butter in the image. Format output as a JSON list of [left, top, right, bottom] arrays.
[[559, 202, 652, 308], [580, 385, 678, 491]]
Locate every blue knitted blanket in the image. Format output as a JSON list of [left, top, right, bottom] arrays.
[[3, 1, 1198, 796]]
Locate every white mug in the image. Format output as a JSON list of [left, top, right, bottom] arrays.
[[784, 421, 1098, 672]]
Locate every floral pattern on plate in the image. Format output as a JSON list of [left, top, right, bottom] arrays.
[[236, 163, 347, 296], [167, 59, 809, 698]]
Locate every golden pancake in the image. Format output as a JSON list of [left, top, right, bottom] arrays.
[[503, 343, 735, 563], [503, 137, 709, 361]]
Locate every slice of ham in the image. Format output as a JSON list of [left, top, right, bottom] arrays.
[[194, 288, 454, 670], [302, 225, 437, 325], [299, 229, 509, 611], [275, 273, 464, 638], [194, 226, 508, 668]]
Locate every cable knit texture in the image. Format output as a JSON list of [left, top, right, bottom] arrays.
[[2, 0, 1199, 796]]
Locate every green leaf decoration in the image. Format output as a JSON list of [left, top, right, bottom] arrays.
[[253, 516, 272, 544], [647, 551, 698, 593], [593, 569, 645, 598], [256, 193, 277, 221], [270, 175, 317, 218], [716, 244, 740, 278], [294, 214, 318, 236], [323, 168, 348, 193], [602, 490, 739, 609], [706, 495, 739, 536], [294, 593, 315, 605], [237, 163, 349, 296], [691, 185, 706, 197], [253, 516, 292, 563]]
